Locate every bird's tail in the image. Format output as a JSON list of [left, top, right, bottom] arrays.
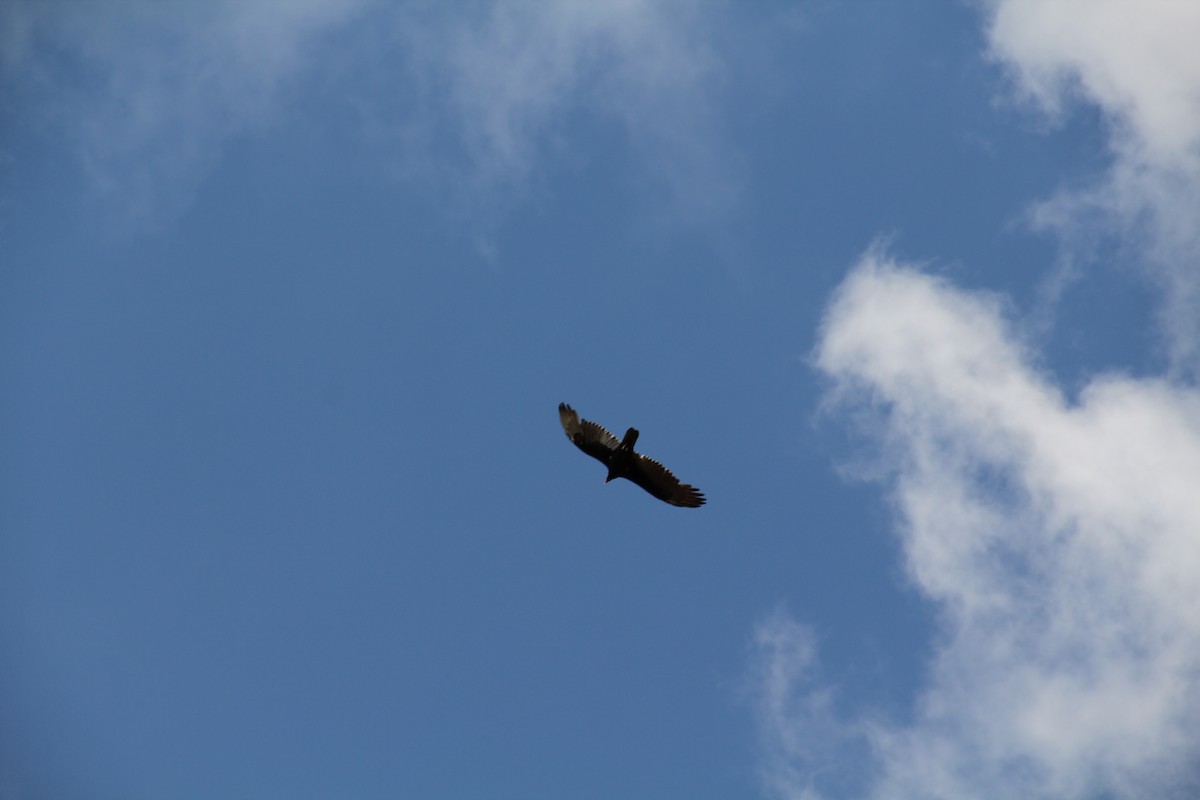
[[620, 427, 639, 450]]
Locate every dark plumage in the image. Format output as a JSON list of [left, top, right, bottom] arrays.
[[558, 403, 706, 508]]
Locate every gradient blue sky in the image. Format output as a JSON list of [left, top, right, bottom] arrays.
[[4, 2, 1200, 798]]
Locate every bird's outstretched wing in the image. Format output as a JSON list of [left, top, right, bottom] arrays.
[[558, 403, 621, 466], [629, 454, 706, 508]]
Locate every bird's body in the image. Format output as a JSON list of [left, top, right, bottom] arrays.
[[558, 403, 705, 507]]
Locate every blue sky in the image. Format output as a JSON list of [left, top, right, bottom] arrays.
[[3, 1, 1200, 798]]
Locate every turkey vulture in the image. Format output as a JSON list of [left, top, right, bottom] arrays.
[[558, 403, 706, 508]]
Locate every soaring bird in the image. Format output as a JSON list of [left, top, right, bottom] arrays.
[[558, 403, 706, 508]]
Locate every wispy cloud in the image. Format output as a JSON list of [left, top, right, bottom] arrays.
[[756, 251, 1200, 798], [1, 0, 369, 228], [986, 0, 1200, 375], [382, 0, 739, 235], [751, 611, 869, 800], [3, 0, 737, 236]]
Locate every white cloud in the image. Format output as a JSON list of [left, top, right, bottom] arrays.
[[3, 0, 735, 234], [988, 0, 1200, 170], [385, 0, 738, 229], [751, 612, 870, 800], [985, 0, 1200, 374], [1, 0, 368, 227], [759, 5, 1200, 794], [756, 251, 1200, 798]]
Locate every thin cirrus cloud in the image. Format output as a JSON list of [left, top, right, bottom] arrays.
[[0, 0, 370, 228], [987, 0, 1200, 375], [2, 0, 735, 233], [381, 0, 738, 231], [757, 252, 1200, 799]]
